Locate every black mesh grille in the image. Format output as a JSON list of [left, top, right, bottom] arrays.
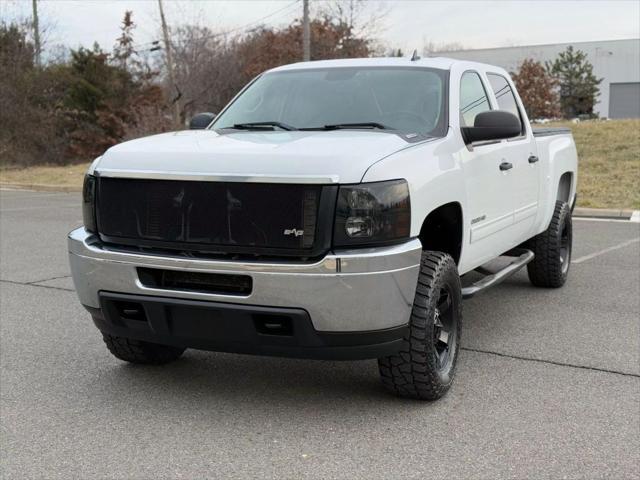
[[96, 178, 327, 256]]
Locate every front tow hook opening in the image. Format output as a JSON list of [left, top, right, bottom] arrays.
[[253, 314, 293, 336]]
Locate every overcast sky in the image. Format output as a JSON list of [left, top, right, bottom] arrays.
[[2, 0, 639, 56]]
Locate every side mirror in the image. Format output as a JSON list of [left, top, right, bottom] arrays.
[[189, 112, 216, 130], [461, 110, 521, 144]]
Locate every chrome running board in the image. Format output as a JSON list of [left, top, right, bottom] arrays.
[[462, 248, 535, 299]]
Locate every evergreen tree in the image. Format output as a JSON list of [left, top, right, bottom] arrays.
[[113, 11, 136, 71], [547, 46, 602, 118]]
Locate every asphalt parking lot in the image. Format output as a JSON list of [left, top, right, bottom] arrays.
[[1, 189, 638, 479]]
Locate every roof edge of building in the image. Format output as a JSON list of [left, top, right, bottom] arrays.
[[437, 37, 640, 55]]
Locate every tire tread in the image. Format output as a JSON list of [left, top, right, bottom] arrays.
[[526, 200, 571, 288], [378, 251, 462, 401], [102, 333, 185, 365]]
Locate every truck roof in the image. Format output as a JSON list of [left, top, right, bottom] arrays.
[[268, 56, 502, 73]]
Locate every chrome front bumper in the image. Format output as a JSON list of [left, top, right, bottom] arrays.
[[68, 228, 421, 332]]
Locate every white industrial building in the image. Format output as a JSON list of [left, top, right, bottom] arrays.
[[441, 38, 640, 119]]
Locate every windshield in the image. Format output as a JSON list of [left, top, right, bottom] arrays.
[[211, 67, 448, 137]]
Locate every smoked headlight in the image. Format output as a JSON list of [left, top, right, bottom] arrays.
[[82, 174, 97, 233], [333, 179, 410, 247]]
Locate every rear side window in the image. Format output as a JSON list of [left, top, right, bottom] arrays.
[[487, 73, 524, 133]]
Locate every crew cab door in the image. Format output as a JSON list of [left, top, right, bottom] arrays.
[[485, 73, 540, 239], [459, 70, 516, 263]]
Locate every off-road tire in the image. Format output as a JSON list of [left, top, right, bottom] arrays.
[[102, 333, 185, 365], [526, 200, 572, 288], [378, 251, 462, 401]]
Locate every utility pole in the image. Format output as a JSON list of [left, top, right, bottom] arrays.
[[32, 0, 41, 66], [302, 0, 310, 61], [158, 0, 181, 129]]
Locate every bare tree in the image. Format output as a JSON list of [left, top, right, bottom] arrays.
[[321, 0, 389, 38], [4, 1, 57, 65], [170, 25, 244, 122], [422, 38, 466, 56], [318, 0, 389, 55], [511, 58, 560, 119]]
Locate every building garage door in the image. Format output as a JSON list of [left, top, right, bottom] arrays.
[[609, 83, 640, 118]]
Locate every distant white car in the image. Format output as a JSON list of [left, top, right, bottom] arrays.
[[69, 56, 578, 400]]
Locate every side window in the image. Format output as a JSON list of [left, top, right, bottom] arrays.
[[459, 71, 491, 127], [487, 73, 524, 133]]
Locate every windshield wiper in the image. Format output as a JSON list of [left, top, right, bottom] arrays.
[[229, 121, 297, 131], [300, 122, 393, 131]]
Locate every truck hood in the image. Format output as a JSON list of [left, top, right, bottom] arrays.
[[94, 130, 414, 184]]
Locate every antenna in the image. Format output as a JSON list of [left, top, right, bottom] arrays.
[[411, 49, 421, 61]]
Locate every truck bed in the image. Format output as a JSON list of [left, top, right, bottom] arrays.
[[532, 127, 572, 137]]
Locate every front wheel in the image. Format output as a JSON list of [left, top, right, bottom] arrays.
[[378, 251, 462, 401]]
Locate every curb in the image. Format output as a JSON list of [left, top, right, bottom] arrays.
[[572, 207, 636, 220], [573, 208, 639, 223], [0, 182, 82, 193]]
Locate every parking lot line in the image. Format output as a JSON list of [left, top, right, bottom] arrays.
[[0, 205, 78, 212], [572, 237, 640, 264], [0, 188, 72, 198], [573, 217, 633, 223]]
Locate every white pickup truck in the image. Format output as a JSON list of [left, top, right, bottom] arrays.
[[69, 57, 578, 400]]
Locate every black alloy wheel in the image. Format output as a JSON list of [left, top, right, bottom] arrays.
[[433, 285, 458, 375]]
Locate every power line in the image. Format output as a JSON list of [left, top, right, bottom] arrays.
[[209, 0, 301, 37], [134, 0, 301, 52]]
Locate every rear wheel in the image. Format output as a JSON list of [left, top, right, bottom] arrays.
[[526, 200, 572, 288], [378, 251, 462, 401], [102, 333, 185, 365]]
